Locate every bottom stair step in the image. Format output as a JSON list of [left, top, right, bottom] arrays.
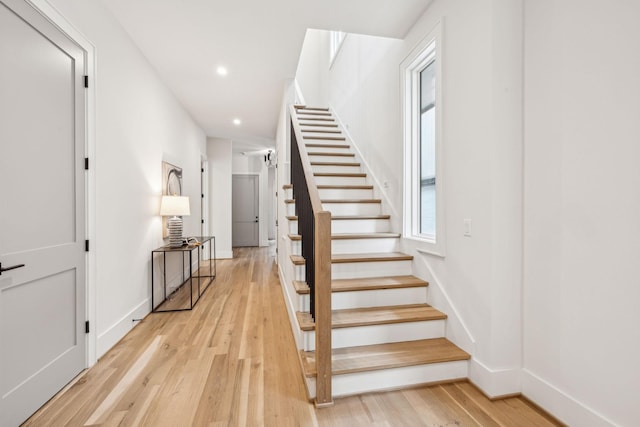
[[300, 338, 470, 377]]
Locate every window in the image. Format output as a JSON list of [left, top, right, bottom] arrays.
[[329, 31, 346, 67], [402, 24, 444, 255]]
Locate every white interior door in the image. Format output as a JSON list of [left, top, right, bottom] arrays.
[[0, 0, 87, 425], [232, 175, 259, 247]]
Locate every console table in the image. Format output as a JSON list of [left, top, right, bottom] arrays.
[[151, 236, 216, 312]]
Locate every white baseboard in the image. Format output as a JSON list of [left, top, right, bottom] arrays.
[[97, 299, 149, 358], [215, 250, 234, 259], [468, 358, 521, 398], [522, 369, 616, 427]]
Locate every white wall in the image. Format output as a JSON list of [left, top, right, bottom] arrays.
[[523, 1, 640, 425], [207, 138, 233, 259], [295, 29, 330, 107], [298, 0, 524, 397], [44, 0, 206, 358]]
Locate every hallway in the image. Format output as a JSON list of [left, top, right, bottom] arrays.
[[24, 248, 558, 426]]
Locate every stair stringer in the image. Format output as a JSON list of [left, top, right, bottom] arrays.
[[404, 244, 476, 355], [278, 234, 307, 350], [407, 246, 522, 397]]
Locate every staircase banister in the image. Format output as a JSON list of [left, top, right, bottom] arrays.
[[289, 105, 326, 215], [289, 104, 333, 407]]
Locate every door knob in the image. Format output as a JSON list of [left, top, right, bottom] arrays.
[[0, 263, 25, 275]]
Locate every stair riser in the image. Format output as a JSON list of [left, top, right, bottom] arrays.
[[322, 202, 381, 216], [297, 286, 427, 311], [286, 187, 373, 199], [289, 202, 383, 216], [332, 219, 391, 233], [333, 286, 426, 309], [288, 218, 391, 234], [302, 320, 445, 351], [331, 238, 399, 254], [288, 238, 399, 256], [311, 165, 362, 174], [318, 188, 373, 199], [293, 260, 414, 285], [308, 155, 355, 164], [332, 259, 413, 279], [305, 146, 351, 154], [314, 176, 368, 186], [304, 361, 469, 399], [289, 239, 300, 255]]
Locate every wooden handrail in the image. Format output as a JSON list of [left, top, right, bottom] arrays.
[[289, 104, 333, 407], [290, 105, 323, 212]]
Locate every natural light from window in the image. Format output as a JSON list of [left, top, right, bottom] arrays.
[[402, 22, 444, 256]]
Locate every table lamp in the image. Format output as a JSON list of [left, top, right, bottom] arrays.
[[160, 195, 190, 247]]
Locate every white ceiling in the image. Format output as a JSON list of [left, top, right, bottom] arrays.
[[100, 0, 432, 152]]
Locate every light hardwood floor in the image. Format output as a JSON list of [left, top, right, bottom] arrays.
[[24, 247, 561, 427]]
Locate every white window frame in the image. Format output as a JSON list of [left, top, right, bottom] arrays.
[[329, 31, 346, 68], [401, 22, 445, 256]]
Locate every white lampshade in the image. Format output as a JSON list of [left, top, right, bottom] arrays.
[[160, 196, 190, 217]]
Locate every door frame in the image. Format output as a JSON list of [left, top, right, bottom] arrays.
[[26, 0, 97, 366]]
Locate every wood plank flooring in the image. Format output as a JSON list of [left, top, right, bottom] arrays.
[[24, 247, 562, 427]]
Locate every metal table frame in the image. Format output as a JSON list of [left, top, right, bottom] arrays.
[[151, 236, 216, 312]]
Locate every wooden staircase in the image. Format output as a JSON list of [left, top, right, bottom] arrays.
[[283, 106, 469, 401]]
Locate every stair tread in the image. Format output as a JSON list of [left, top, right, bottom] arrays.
[[323, 199, 381, 204], [314, 172, 366, 177], [332, 232, 400, 239], [308, 152, 355, 157], [305, 143, 350, 149], [296, 105, 328, 108], [288, 232, 400, 241], [311, 162, 360, 166], [290, 255, 305, 265], [286, 214, 391, 221], [332, 275, 429, 292], [286, 199, 381, 204], [300, 338, 470, 377], [297, 117, 335, 121], [317, 185, 373, 189], [296, 111, 332, 116], [293, 275, 428, 295], [291, 252, 413, 265], [296, 304, 447, 331], [332, 214, 391, 220], [304, 136, 346, 140], [332, 252, 413, 263], [299, 123, 339, 128]]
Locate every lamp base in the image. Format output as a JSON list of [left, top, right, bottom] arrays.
[[167, 216, 183, 248]]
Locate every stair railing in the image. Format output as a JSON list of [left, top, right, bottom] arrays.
[[289, 104, 333, 407]]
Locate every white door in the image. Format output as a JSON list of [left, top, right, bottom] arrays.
[[232, 175, 259, 247], [0, 0, 87, 425]]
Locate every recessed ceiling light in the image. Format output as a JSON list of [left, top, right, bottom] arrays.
[[216, 66, 228, 76], [233, 118, 241, 126]]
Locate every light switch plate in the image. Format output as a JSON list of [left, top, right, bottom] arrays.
[[464, 219, 472, 237]]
